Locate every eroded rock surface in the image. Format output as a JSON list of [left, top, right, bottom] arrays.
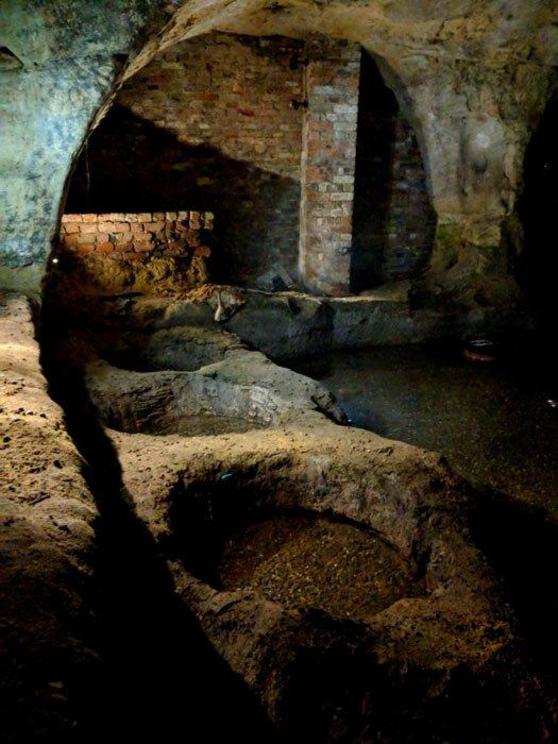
[[48, 299, 553, 741], [0, 294, 98, 741], [2, 285, 555, 740], [106, 400, 547, 741]]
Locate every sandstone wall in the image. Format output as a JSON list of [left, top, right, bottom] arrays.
[[0, 293, 98, 739]]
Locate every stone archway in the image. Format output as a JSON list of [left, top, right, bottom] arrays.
[[1, 1, 556, 316], [55, 29, 432, 299]]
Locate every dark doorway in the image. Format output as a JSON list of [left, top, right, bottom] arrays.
[[350, 52, 435, 294]]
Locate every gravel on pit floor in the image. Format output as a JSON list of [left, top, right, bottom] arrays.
[[219, 513, 423, 621]]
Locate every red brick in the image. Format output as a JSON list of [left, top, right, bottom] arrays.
[[97, 241, 114, 253], [80, 223, 98, 234], [78, 235, 96, 246], [62, 223, 80, 234], [62, 235, 79, 249], [144, 221, 165, 233], [113, 230, 132, 242]]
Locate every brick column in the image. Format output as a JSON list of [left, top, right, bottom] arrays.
[[298, 38, 361, 296]]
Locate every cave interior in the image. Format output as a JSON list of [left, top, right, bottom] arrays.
[[1, 2, 558, 742]]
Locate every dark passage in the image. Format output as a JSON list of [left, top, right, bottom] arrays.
[[350, 53, 435, 293]]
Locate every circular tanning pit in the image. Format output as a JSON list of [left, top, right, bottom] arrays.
[[105, 326, 245, 373], [85, 360, 276, 437], [219, 512, 422, 621], [137, 413, 267, 437], [174, 484, 424, 622]]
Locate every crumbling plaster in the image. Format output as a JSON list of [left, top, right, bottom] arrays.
[[1, 0, 557, 305]]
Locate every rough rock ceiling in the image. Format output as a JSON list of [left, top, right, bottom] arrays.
[[130, 0, 558, 77]]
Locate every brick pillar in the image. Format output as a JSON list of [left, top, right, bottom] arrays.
[[298, 38, 361, 296]]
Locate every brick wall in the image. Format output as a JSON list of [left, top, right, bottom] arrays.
[[298, 38, 361, 296], [385, 116, 436, 281], [59, 210, 212, 258], [65, 33, 435, 296], [54, 211, 212, 294], [66, 33, 304, 286]]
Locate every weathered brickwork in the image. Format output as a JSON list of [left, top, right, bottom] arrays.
[[120, 34, 303, 179], [59, 211, 213, 259], [299, 38, 361, 296], [384, 116, 436, 281], [67, 33, 304, 285], [54, 211, 213, 294]]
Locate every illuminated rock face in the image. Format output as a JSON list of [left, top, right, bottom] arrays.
[[0, 1, 557, 309], [0, 293, 98, 739], [0, 1, 171, 287], [36, 297, 551, 742]]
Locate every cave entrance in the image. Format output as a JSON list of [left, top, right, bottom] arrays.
[[518, 92, 558, 322]]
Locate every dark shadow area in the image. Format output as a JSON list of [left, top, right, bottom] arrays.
[[0, 45, 23, 70], [290, 343, 558, 510], [66, 105, 300, 286], [39, 309, 277, 743], [517, 93, 558, 327], [351, 53, 435, 293], [351, 52, 397, 292], [471, 490, 558, 710]]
